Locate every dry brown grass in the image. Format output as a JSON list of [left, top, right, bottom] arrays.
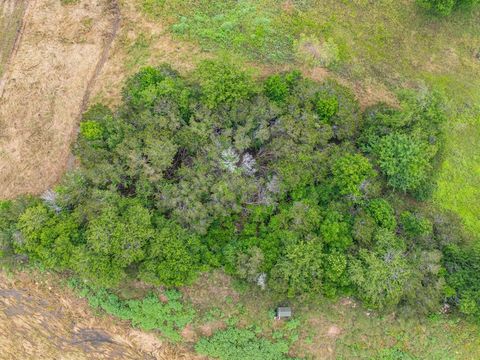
[[90, 0, 204, 106], [0, 0, 117, 199], [0, 270, 201, 359], [0, 0, 26, 79]]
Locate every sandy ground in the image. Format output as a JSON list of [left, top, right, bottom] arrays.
[[0, 0, 118, 199], [0, 271, 201, 359]]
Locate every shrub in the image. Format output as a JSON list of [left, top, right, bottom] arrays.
[[400, 211, 433, 240], [196, 60, 256, 108], [139, 219, 203, 287], [80, 120, 104, 141], [366, 199, 397, 231], [418, 0, 479, 15], [331, 153, 376, 197], [264, 74, 289, 102], [314, 93, 339, 122], [122, 64, 190, 116], [264, 70, 302, 103], [195, 327, 291, 360], [269, 241, 324, 297], [374, 133, 432, 192], [349, 235, 411, 310], [443, 243, 480, 316], [73, 282, 195, 342], [16, 204, 80, 269]]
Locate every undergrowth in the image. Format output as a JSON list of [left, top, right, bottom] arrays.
[[68, 279, 195, 342]]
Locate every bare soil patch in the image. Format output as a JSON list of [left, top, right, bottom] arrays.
[[0, 271, 200, 359], [0, 0, 118, 199]]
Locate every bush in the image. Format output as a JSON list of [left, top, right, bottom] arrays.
[[15, 204, 80, 269], [139, 219, 203, 287], [331, 153, 376, 198], [196, 60, 256, 108], [73, 282, 195, 342], [400, 211, 433, 241], [443, 243, 480, 317], [374, 133, 432, 192], [366, 199, 397, 231], [269, 241, 324, 297], [195, 327, 291, 360], [264, 71, 301, 102], [418, 0, 479, 15], [349, 233, 411, 310]]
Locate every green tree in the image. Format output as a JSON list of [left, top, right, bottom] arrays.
[[366, 199, 397, 231], [269, 241, 324, 297], [349, 230, 410, 310], [16, 204, 80, 269], [331, 153, 376, 197], [196, 60, 256, 108], [139, 218, 202, 287], [374, 133, 432, 192]]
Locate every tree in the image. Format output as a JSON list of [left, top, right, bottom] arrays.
[[85, 199, 153, 267], [196, 59, 256, 108], [443, 243, 480, 316], [374, 132, 432, 192], [16, 204, 80, 269], [349, 232, 411, 310], [269, 241, 324, 297], [139, 218, 202, 287], [366, 198, 397, 231], [331, 153, 376, 198]]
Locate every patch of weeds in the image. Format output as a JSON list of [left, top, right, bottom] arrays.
[[61, 0, 79, 5], [125, 33, 151, 70], [69, 279, 195, 342], [295, 34, 342, 69], [163, 1, 294, 63], [195, 327, 293, 360]]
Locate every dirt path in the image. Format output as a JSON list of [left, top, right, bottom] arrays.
[[0, 271, 200, 359], [0, 0, 27, 91], [0, 0, 120, 199]]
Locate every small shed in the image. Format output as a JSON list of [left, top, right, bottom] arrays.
[[275, 307, 292, 320]]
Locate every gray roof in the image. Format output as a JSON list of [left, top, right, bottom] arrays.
[[276, 307, 292, 317]]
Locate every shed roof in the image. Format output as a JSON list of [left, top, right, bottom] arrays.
[[276, 307, 292, 317]]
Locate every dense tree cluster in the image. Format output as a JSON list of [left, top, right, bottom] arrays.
[[0, 61, 475, 316]]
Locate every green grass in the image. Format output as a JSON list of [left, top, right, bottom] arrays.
[[177, 273, 480, 359], [435, 113, 480, 236]]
